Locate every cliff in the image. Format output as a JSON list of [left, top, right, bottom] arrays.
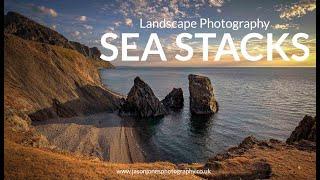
[[4, 11, 114, 69], [4, 34, 121, 120]]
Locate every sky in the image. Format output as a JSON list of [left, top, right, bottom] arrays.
[[4, 0, 316, 67]]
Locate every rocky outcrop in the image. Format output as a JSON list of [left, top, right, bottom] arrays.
[[199, 129, 317, 179], [119, 77, 167, 118], [286, 115, 316, 144], [4, 11, 114, 69], [200, 136, 274, 179], [70, 41, 101, 60], [70, 41, 114, 69], [200, 119, 318, 180], [208, 136, 275, 163], [285, 115, 316, 151], [161, 88, 184, 110], [188, 74, 218, 115]]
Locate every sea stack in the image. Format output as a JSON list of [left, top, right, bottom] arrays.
[[161, 88, 184, 110], [119, 76, 167, 118], [188, 74, 218, 115]]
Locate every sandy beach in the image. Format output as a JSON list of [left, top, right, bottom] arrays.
[[33, 112, 145, 163]]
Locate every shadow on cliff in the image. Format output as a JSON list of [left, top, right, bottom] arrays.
[[31, 111, 164, 129], [29, 84, 121, 122], [29, 83, 167, 129]]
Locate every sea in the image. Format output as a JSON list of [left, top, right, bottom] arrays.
[[100, 67, 316, 163]]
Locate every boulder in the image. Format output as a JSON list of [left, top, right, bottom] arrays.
[[188, 74, 218, 115], [161, 88, 184, 110], [119, 77, 167, 118], [286, 115, 316, 144]]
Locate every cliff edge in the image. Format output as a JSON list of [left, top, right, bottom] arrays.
[[4, 11, 114, 69]]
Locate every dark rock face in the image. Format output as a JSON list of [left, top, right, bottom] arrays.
[[69, 41, 114, 68], [161, 88, 184, 110], [188, 74, 218, 115], [4, 11, 72, 49], [70, 41, 101, 60], [28, 85, 121, 121], [119, 77, 167, 118], [286, 115, 316, 144]]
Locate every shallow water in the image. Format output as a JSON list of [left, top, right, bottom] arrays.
[[100, 67, 316, 163]]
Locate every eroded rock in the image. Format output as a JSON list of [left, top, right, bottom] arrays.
[[188, 74, 218, 115], [161, 88, 184, 110], [119, 77, 167, 118]]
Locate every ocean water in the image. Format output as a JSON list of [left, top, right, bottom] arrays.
[[100, 67, 316, 163]]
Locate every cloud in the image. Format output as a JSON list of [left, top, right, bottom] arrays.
[[102, 28, 121, 47], [114, 21, 122, 27], [277, 0, 316, 20], [103, 27, 120, 37], [125, 18, 133, 27], [35, 6, 58, 17], [71, 31, 80, 37], [51, 25, 57, 30], [82, 31, 92, 36], [83, 24, 93, 30], [77, 16, 87, 21], [114, 0, 222, 22], [271, 23, 299, 30], [208, 0, 224, 7]]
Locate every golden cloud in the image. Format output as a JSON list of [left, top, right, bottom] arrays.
[[278, 0, 316, 20]]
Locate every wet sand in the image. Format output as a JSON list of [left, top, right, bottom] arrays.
[[33, 112, 145, 163]]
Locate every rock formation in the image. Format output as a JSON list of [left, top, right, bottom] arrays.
[[4, 11, 113, 69], [286, 115, 316, 144], [188, 74, 218, 115], [119, 77, 167, 118], [70, 41, 101, 60], [161, 88, 184, 110]]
